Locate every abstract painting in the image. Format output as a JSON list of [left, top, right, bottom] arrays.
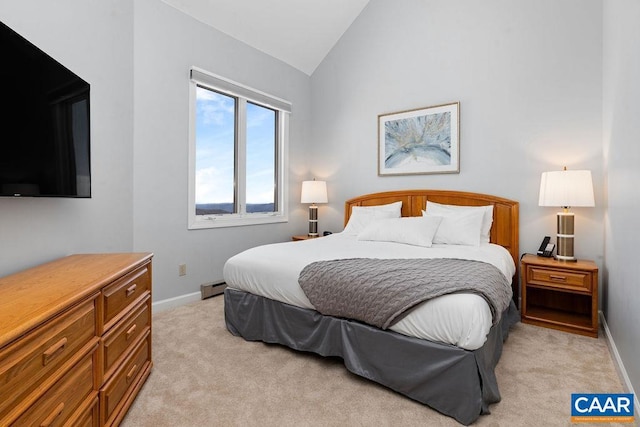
[[378, 102, 459, 175]]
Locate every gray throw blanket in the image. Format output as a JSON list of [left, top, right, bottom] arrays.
[[298, 258, 512, 329]]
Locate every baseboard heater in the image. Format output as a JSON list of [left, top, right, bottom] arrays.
[[200, 282, 227, 300]]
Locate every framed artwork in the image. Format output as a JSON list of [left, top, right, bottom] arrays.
[[378, 102, 459, 176]]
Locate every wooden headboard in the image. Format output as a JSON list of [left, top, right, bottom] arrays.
[[345, 190, 520, 300]]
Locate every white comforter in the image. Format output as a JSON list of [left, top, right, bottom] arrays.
[[223, 233, 515, 350]]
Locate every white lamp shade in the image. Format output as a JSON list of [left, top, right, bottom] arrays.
[[538, 170, 595, 208], [301, 180, 328, 204]]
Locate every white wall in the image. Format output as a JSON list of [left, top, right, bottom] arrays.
[[132, 0, 311, 302], [310, 0, 604, 266], [0, 1, 135, 274], [0, 0, 311, 302], [603, 0, 640, 399]]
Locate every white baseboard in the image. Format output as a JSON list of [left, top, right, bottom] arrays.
[[599, 311, 640, 410], [152, 291, 201, 314]]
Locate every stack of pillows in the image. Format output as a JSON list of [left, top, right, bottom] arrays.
[[343, 201, 493, 248]]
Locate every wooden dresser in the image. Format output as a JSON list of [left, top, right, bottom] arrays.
[[0, 253, 153, 426]]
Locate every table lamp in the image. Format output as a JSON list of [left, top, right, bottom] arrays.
[[538, 167, 595, 261], [301, 180, 328, 237]]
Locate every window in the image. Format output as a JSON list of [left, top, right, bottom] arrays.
[[188, 68, 290, 229]]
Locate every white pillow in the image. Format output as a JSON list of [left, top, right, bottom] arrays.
[[357, 216, 443, 247], [422, 208, 484, 246], [426, 201, 493, 243], [343, 201, 402, 235]]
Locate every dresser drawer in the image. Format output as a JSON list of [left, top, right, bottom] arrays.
[[12, 347, 97, 427], [527, 266, 592, 293], [0, 296, 98, 420], [102, 262, 151, 332], [102, 296, 151, 381], [101, 332, 151, 425], [65, 397, 99, 427]]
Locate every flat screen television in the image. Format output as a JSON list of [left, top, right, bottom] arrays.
[[0, 21, 91, 198]]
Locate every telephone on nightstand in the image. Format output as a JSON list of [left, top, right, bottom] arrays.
[[537, 236, 555, 257]]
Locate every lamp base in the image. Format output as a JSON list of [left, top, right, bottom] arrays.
[[556, 212, 576, 262], [555, 256, 578, 262], [308, 205, 318, 237]]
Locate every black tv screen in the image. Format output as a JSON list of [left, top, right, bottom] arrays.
[[0, 21, 91, 198]]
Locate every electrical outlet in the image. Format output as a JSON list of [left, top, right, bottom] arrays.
[[178, 263, 187, 276]]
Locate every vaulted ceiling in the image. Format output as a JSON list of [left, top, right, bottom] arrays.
[[161, 0, 370, 75]]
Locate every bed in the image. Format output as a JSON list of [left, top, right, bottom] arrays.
[[223, 190, 520, 425]]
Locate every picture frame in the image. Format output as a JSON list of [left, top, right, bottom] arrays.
[[378, 102, 459, 176]]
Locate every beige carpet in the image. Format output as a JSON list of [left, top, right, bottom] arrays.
[[122, 296, 626, 426]]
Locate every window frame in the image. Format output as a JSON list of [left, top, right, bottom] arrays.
[[188, 68, 290, 230]]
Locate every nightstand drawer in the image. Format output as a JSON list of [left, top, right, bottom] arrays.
[[527, 266, 592, 292]]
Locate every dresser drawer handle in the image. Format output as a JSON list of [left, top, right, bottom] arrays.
[[126, 324, 137, 340], [127, 364, 138, 382], [42, 337, 68, 366], [126, 283, 138, 297], [549, 275, 567, 282], [40, 402, 64, 427]]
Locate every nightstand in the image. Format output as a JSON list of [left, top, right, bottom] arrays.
[[521, 254, 598, 337], [291, 235, 320, 241]]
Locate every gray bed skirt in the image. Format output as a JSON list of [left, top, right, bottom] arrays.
[[224, 288, 520, 425]]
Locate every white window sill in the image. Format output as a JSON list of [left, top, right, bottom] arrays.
[[188, 213, 288, 230]]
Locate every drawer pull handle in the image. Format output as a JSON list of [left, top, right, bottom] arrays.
[[126, 283, 137, 297], [42, 337, 68, 366], [126, 324, 137, 340], [40, 402, 64, 427], [127, 364, 138, 382], [549, 275, 567, 282]]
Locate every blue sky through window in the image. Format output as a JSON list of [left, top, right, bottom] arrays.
[[195, 87, 276, 208], [246, 102, 276, 206]]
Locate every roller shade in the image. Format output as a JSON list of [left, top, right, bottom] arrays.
[[190, 68, 292, 113]]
